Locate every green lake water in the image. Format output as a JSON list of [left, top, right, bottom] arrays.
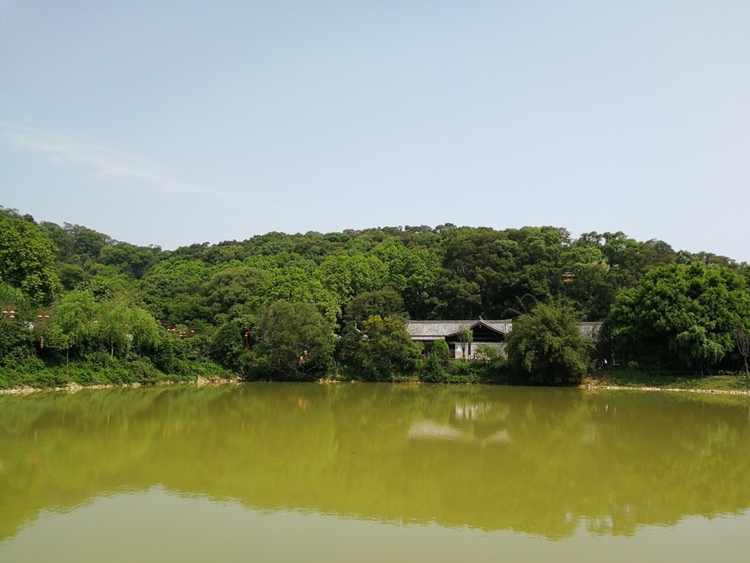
[[1, 383, 750, 562]]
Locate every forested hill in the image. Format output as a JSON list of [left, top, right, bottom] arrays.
[[2, 206, 748, 325], [3, 206, 750, 386]]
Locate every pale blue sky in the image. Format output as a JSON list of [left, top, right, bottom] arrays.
[[1, 1, 748, 259]]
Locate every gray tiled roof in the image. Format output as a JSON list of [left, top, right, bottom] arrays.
[[406, 319, 602, 340], [406, 320, 512, 339]]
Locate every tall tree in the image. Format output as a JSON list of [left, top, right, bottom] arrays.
[[251, 301, 334, 380], [50, 290, 99, 358], [608, 263, 750, 372], [0, 209, 60, 303], [506, 302, 590, 385], [338, 315, 420, 381]]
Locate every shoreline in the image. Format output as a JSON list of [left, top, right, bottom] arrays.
[[580, 381, 750, 397], [0, 376, 241, 396], [4, 375, 750, 397]]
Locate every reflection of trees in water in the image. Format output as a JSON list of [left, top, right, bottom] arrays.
[[1, 385, 750, 541]]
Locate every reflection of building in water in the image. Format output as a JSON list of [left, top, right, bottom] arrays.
[[454, 402, 490, 420], [453, 402, 508, 421]]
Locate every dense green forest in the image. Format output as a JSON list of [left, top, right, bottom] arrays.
[[1, 206, 749, 388]]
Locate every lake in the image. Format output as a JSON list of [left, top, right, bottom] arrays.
[[1, 383, 750, 562]]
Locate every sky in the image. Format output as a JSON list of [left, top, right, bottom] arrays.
[[1, 1, 748, 259]]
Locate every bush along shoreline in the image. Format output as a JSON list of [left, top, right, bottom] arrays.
[[5, 363, 750, 396], [0, 355, 234, 392]]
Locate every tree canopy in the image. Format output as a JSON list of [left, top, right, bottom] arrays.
[[607, 263, 750, 372], [0, 209, 59, 303], [249, 301, 334, 380], [338, 315, 420, 381], [2, 205, 750, 385], [506, 302, 590, 385]]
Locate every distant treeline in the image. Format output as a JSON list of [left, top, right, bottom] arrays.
[[1, 206, 749, 388]]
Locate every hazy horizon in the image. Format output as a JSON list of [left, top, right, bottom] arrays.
[[2, 1, 748, 259]]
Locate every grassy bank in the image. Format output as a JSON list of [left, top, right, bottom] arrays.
[[0, 357, 504, 392], [584, 368, 750, 393], [6, 362, 750, 395], [0, 356, 232, 391]]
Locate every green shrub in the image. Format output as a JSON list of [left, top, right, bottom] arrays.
[[249, 301, 334, 381], [0, 318, 36, 366], [420, 340, 451, 383], [506, 302, 590, 386], [338, 315, 420, 381]]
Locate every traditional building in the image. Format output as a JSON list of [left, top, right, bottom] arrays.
[[406, 319, 602, 360]]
